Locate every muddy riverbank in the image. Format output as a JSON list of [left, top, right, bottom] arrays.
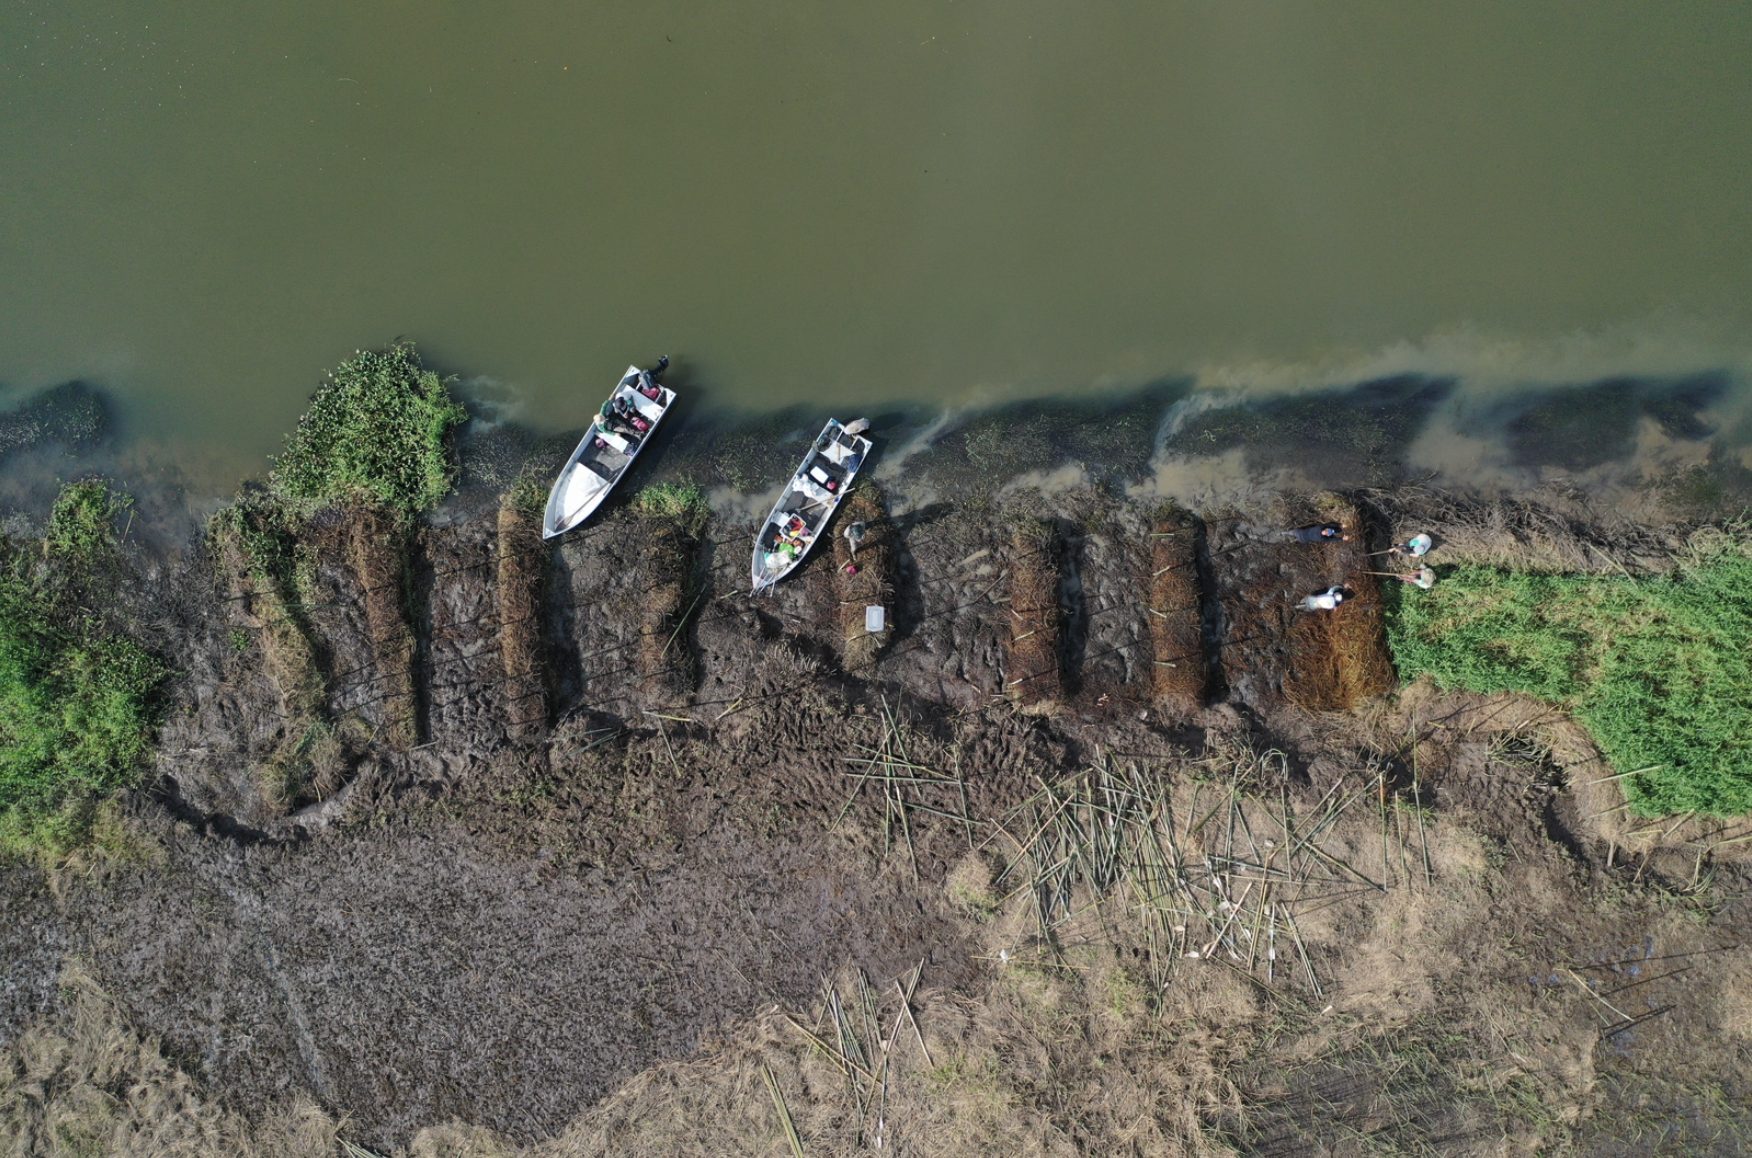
[[2, 421, 1750, 1152]]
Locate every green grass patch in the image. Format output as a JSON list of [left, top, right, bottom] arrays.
[[505, 471, 548, 521], [0, 484, 166, 859], [632, 480, 710, 536], [1387, 536, 1752, 816], [269, 341, 468, 519]]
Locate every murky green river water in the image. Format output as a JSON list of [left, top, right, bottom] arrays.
[[2, 2, 1750, 485]]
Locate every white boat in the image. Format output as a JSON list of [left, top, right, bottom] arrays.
[[542, 362, 675, 539], [751, 417, 872, 593]]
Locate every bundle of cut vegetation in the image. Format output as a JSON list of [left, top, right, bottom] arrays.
[[496, 479, 549, 738], [209, 497, 326, 725], [348, 503, 420, 748], [268, 341, 468, 520], [1358, 485, 1683, 575], [0, 481, 166, 859], [1003, 515, 1062, 709], [1148, 504, 1206, 714], [838, 696, 974, 885], [1388, 526, 1752, 816], [209, 498, 342, 809], [222, 343, 466, 755], [996, 747, 1381, 998], [831, 484, 895, 673], [631, 482, 708, 696], [1284, 498, 1394, 712]]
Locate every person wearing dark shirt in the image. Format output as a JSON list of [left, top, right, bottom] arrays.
[[1290, 523, 1349, 544]]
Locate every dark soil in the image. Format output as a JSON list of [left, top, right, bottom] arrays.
[[47, 801, 969, 1147]]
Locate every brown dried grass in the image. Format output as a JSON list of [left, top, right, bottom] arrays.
[[832, 485, 895, 673], [255, 719, 363, 812], [348, 503, 419, 748], [1358, 485, 1684, 575], [496, 497, 548, 738], [1148, 506, 1206, 715], [471, 955, 1253, 1157], [1004, 516, 1062, 709], [1393, 683, 1752, 862], [0, 963, 342, 1157]]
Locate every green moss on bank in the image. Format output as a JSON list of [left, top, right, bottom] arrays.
[[1387, 532, 1752, 816], [0, 482, 165, 859]]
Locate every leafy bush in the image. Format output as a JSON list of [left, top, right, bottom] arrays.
[[0, 517, 165, 859], [269, 342, 468, 518], [46, 478, 130, 561], [1387, 540, 1752, 816]]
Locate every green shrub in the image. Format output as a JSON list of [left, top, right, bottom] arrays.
[[1387, 541, 1752, 816], [46, 478, 130, 562], [269, 342, 468, 518], [0, 566, 165, 859]]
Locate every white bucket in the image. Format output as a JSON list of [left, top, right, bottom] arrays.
[[864, 605, 886, 634]]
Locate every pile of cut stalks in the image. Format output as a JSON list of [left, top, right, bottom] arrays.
[[992, 753, 1432, 998]]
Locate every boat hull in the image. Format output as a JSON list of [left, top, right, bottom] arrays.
[[750, 418, 872, 592], [542, 366, 675, 539]]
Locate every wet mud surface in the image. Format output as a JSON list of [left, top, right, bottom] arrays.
[[49, 810, 965, 1144]]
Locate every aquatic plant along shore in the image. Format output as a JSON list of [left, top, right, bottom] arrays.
[[1, 348, 1751, 1153]]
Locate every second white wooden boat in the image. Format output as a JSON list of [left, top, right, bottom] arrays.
[[751, 417, 872, 593]]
